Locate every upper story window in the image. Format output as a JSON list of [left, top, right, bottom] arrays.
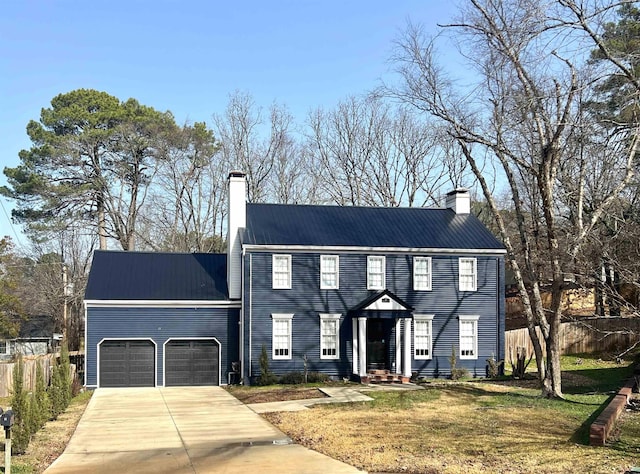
[[413, 256, 432, 291], [320, 255, 339, 289], [459, 315, 479, 360], [459, 257, 477, 292], [367, 256, 386, 290], [414, 315, 434, 360], [272, 254, 292, 289], [272, 313, 293, 359], [319, 313, 340, 359]]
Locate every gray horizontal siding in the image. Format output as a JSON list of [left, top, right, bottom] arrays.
[[86, 306, 239, 387], [244, 251, 503, 381]]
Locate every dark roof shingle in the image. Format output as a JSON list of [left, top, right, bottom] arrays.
[[244, 203, 504, 250], [85, 250, 228, 300]]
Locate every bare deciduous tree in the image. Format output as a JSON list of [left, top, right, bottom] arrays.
[[388, 0, 639, 398], [307, 95, 455, 207]]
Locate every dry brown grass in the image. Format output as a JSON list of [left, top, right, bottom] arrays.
[[225, 385, 326, 404], [8, 391, 92, 473], [263, 383, 640, 474]]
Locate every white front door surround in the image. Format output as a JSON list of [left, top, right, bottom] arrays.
[[352, 315, 412, 377]]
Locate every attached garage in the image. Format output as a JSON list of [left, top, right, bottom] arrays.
[[165, 339, 220, 386], [99, 340, 155, 387], [84, 251, 240, 389]]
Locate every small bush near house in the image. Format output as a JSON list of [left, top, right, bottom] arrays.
[[306, 372, 330, 383], [486, 354, 504, 378], [257, 344, 277, 386], [449, 346, 468, 380], [279, 371, 305, 384]]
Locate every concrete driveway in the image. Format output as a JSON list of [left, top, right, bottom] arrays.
[[45, 387, 363, 474]]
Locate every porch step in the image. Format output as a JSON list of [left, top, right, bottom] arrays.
[[360, 370, 410, 384]]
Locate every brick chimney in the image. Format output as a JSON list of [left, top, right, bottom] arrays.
[[227, 171, 246, 299], [445, 188, 470, 214]]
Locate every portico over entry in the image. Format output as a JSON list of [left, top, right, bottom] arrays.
[[349, 290, 414, 382]]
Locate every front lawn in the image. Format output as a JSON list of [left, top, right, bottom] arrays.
[[256, 355, 638, 473]]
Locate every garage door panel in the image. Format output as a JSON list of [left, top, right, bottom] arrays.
[[100, 340, 155, 388], [165, 340, 219, 386]]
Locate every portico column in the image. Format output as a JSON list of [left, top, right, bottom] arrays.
[[352, 318, 358, 375], [395, 318, 402, 374], [403, 317, 412, 378], [358, 317, 367, 376]]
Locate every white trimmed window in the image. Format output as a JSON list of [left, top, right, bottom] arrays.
[[272, 314, 293, 359], [459, 258, 477, 292], [459, 315, 479, 360], [272, 254, 292, 289], [319, 314, 340, 359], [413, 257, 432, 291], [414, 315, 434, 359], [320, 255, 339, 289], [0, 340, 8, 355], [367, 256, 386, 290]]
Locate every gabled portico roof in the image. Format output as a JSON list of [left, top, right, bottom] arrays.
[[349, 290, 414, 317]]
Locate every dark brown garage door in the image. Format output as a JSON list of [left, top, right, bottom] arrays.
[[99, 340, 155, 387], [165, 340, 219, 386]]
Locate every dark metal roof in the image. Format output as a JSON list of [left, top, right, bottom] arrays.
[[18, 315, 54, 339], [85, 250, 228, 300], [244, 203, 505, 250]]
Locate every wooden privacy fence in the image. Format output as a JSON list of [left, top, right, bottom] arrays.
[[505, 317, 640, 359], [0, 354, 54, 398]]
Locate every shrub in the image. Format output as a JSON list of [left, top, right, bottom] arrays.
[[50, 343, 72, 419], [509, 346, 533, 379], [256, 344, 277, 386], [279, 371, 305, 384], [35, 360, 51, 427], [306, 372, 330, 383], [486, 354, 504, 378], [449, 346, 469, 380], [10, 354, 30, 454]]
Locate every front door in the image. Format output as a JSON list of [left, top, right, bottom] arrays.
[[367, 319, 389, 370]]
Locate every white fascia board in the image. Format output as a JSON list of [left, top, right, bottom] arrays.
[[242, 244, 506, 255], [84, 299, 241, 309]]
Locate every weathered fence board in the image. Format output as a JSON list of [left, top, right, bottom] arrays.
[[0, 355, 54, 398], [505, 317, 640, 359]]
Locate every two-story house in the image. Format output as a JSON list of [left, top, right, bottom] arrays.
[[84, 172, 505, 387]]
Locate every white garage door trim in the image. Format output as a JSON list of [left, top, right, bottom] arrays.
[[162, 337, 221, 386]]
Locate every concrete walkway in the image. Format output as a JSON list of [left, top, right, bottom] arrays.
[[45, 387, 364, 474], [247, 386, 373, 413]]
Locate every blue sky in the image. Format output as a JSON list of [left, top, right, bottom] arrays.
[[0, 1, 459, 247]]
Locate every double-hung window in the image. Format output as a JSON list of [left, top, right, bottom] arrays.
[[414, 315, 434, 359], [459, 258, 477, 292], [0, 340, 8, 355], [459, 315, 479, 359], [413, 256, 432, 291], [272, 314, 293, 359], [319, 314, 340, 359], [272, 254, 292, 289], [320, 255, 339, 289], [367, 256, 386, 290]]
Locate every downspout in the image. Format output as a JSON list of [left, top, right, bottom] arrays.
[[239, 247, 245, 384], [84, 302, 88, 388], [249, 253, 253, 383]]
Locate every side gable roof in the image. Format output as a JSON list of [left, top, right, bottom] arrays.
[[85, 250, 228, 301], [244, 203, 505, 251]]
